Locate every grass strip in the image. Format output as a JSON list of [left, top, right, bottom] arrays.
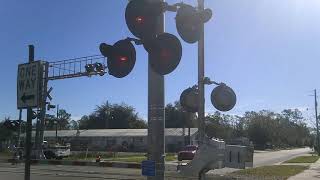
[[284, 156, 320, 163], [231, 165, 307, 179]]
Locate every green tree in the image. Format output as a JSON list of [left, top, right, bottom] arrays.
[[165, 101, 197, 128], [78, 101, 146, 129], [57, 109, 71, 130], [44, 109, 71, 130], [44, 114, 56, 130]]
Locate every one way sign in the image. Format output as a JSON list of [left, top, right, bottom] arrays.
[[17, 61, 43, 109]]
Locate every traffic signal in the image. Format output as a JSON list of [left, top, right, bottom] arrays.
[[125, 0, 164, 39], [47, 103, 56, 111], [148, 33, 182, 75], [180, 87, 199, 113], [176, 4, 212, 43], [100, 39, 136, 78], [211, 84, 236, 112], [85, 63, 105, 76], [95, 63, 105, 76], [3, 120, 19, 131], [85, 64, 95, 74]]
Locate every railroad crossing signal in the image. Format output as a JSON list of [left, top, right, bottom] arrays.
[[148, 33, 182, 75], [176, 4, 212, 43], [125, 0, 163, 39], [124, 0, 213, 75], [3, 120, 20, 131], [100, 39, 136, 78], [180, 87, 199, 113], [211, 84, 237, 112]]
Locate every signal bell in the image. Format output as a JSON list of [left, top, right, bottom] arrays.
[[211, 84, 236, 112], [100, 39, 136, 78], [148, 33, 182, 75]]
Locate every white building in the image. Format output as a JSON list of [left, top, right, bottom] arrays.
[[25, 128, 198, 152]]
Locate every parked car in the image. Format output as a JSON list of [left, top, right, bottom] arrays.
[[177, 145, 198, 161], [43, 141, 71, 159]]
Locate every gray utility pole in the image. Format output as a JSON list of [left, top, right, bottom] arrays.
[[197, 0, 206, 145], [24, 45, 34, 180], [56, 104, 59, 143], [38, 61, 49, 159], [17, 109, 22, 147], [315, 89, 320, 156], [148, 0, 165, 179]]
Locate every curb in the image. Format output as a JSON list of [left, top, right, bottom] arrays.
[[7, 159, 141, 169]]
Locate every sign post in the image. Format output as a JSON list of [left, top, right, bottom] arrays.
[[17, 45, 44, 180]]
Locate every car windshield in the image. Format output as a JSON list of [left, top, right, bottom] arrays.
[[1, 1, 317, 179]]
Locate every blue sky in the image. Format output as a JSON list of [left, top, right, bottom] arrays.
[[1, 0, 320, 123]]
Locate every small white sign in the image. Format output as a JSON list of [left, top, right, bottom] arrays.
[[17, 61, 43, 109]]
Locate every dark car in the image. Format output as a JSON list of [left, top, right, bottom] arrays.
[[177, 145, 198, 161]]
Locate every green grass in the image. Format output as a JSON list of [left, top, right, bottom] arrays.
[[0, 151, 12, 158], [104, 154, 176, 163], [231, 165, 307, 179], [66, 152, 176, 163], [284, 156, 320, 163]]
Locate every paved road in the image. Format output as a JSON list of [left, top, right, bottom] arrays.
[[0, 163, 211, 180], [253, 147, 311, 167], [0, 148, 311, 180], [0, 163, 144, 180], [210, 147, 312, 175]]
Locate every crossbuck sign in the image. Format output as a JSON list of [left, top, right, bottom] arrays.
[[17, 61, 43, 109]]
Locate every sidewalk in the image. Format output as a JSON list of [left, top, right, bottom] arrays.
[[288, 158, 320, 180]]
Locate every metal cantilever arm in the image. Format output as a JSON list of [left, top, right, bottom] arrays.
[[47, 55, 107, 81]]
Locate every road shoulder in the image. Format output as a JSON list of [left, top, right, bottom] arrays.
[[288, 158, 320, 180]]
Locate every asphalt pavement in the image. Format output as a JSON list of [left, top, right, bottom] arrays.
[[253, 147, 311, 167], [210, 147, 312, 175]]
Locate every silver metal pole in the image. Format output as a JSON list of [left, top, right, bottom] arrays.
[[56, 104, 59, 143], [147, 0, 165, 179], [315, 89, 319, 156], [34, 112, 40, 155], [197, 0, 205, 145], [198, 0, 206, 179]]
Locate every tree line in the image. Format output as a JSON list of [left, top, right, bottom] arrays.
[[204, 109, 313, 149], [161, 101, 313, 149], [0, 100, 314, 150]]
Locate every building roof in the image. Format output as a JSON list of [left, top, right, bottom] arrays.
[[25, 128, 198, 138]]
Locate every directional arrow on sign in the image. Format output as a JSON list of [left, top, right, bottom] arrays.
[[47, 87, 53, 101], [21, 93, 35, 103]]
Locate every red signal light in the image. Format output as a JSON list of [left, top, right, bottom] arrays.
[[100, 40, 136, 78], [125, 0, 161, 39], [160, 49, 172, 60], [119, 56, 128, 62], [149, 33, 182, 75], [135, 16, 144, 24]]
